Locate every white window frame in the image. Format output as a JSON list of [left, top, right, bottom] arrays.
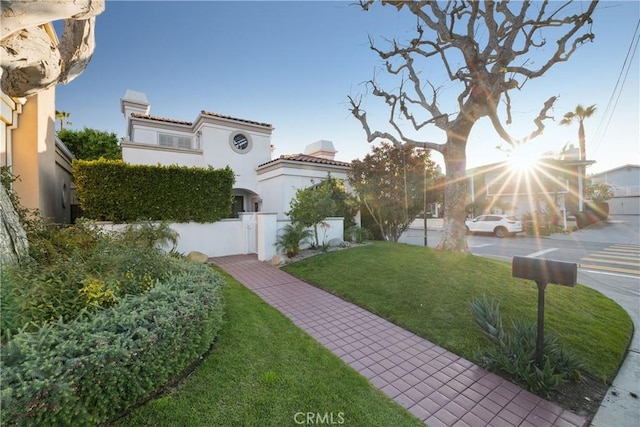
[[229, 131, 252, 154], [158, 133, 193, 150]]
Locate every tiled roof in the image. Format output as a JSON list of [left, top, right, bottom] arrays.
[[201, 111, 273, 128], [130, 111, 272, 128], [259, 154, 351, 168], [130, 113, 192, 126]]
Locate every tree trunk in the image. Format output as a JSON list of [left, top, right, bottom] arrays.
[[578, 121, 587, 208], [0, 185, 29, 266], [578, 121, 586, 161], [437, 122, 473, 252]]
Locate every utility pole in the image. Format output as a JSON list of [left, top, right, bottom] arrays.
[[423, 164, 428, 247]]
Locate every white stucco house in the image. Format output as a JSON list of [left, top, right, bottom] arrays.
[[591, 164, 640, 215], [119, 90, 352, 260]]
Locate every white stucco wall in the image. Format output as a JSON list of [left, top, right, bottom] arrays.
[[98, 220, 246, 257], [122, 142, 204, 168], [199, 124, 271, 193], [276, 217, 344, 249], [258, 162, 350, 220]]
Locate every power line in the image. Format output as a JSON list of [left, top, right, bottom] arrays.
[[591, 18, 640, 158]]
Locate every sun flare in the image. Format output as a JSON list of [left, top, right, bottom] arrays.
[[509, 145, 539, 172]]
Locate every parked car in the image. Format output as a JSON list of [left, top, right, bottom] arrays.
[[465, 215, 523, 238]]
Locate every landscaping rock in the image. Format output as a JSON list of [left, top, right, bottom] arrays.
[[186, 251, 209, 264], [328, 238, 345, 247], [271, 254, 285, 266]]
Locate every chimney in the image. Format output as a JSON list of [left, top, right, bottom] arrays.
[[304, 140, 337, 160], [120, 90, 150, 141]]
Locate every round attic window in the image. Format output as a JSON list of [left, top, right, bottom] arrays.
[[230, 132, 252, 153]]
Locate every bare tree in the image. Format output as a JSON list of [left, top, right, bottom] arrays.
[[349, 0, 598, 252]]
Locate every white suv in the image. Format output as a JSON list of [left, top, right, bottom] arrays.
[[465, 215, 523, 238]]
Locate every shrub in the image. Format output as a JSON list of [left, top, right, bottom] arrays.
[[470, 294, 584, 397], [2, 221, 183, 337], [275, 223, 313, 258], [345, 225, 372, 243], [73, 159, 234, 223], [1, 261, 226, 427]]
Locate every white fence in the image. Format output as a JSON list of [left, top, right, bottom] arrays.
[[98, 214, 344, 262]]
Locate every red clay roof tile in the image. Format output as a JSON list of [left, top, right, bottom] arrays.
[[200, 110, 273, 128], [130, 113, 192, 126]]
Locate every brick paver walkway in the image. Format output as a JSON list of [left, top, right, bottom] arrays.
[[212, 254, 586, 427]]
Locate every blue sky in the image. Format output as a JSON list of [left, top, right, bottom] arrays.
[[55, 1, 639, 174]]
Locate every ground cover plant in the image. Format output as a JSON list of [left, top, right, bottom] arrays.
[[1, 220, 226, 426], [115, 271, 423, 427], [1, 220, 180, 336], [283, 242, 632, 415]]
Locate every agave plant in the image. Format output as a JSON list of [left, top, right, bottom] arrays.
[[275, 223, 313, 258]]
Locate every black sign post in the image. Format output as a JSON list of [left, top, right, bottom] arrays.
[[512, 256, 577, 367]]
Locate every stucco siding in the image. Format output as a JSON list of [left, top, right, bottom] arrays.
[[122, 142, 204, 167]]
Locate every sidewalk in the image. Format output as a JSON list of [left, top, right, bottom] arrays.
[[212, 254, 587, 427]]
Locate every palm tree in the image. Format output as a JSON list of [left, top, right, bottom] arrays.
[[559, 104, 596, 161], [55, 110, 72, 131], [560, 104, 596, 212]]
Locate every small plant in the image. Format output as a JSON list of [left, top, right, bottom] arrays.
[[275, 223, 314, 258], [470, 294, 584, 396], [119, 220, 179, 251], [585, 182, 614, 202], [345, 225, 372, 243]]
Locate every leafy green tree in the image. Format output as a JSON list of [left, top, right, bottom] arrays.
[[58, 128, 121, 160], [287, 180, 337, 247], [348, 142, 439, 242], [585, 182, 614, 203], [321, 176, 359, 231]]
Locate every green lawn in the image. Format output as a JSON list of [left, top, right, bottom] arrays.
[[115, 270, 423, 427], [283, 242, 633, 383]]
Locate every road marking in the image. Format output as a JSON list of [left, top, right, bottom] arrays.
[[582, 257, 640, 267], [603, 247, 640, 255], [469, 243, 492, 248], [580, 269, 640, 279], [579, 263, 640, 275], [525, 248, 558, 258], [610, 244, 640, 249], [592, 253, 639, 261]]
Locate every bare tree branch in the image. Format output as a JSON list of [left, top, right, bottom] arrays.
[[523, 96, 558, 143], [348, 95, 445, 153]]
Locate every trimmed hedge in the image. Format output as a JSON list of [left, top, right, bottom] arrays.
[[73, 159, 234, 222], [1, 261, 226, 426]]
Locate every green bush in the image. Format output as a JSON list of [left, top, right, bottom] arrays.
[[345, 225, 373, 243], [2, 221, 184, 337], [470, 294, 584, 397], [1, 261, 226, 427], [73, 159, 234, 223], [275, 223, 313, 258]]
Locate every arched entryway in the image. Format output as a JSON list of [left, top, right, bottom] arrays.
[[231, 188, 261, 218]]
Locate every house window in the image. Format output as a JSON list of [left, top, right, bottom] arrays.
[[159, 133, 193, 149], [229, 132, 252, 154]]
